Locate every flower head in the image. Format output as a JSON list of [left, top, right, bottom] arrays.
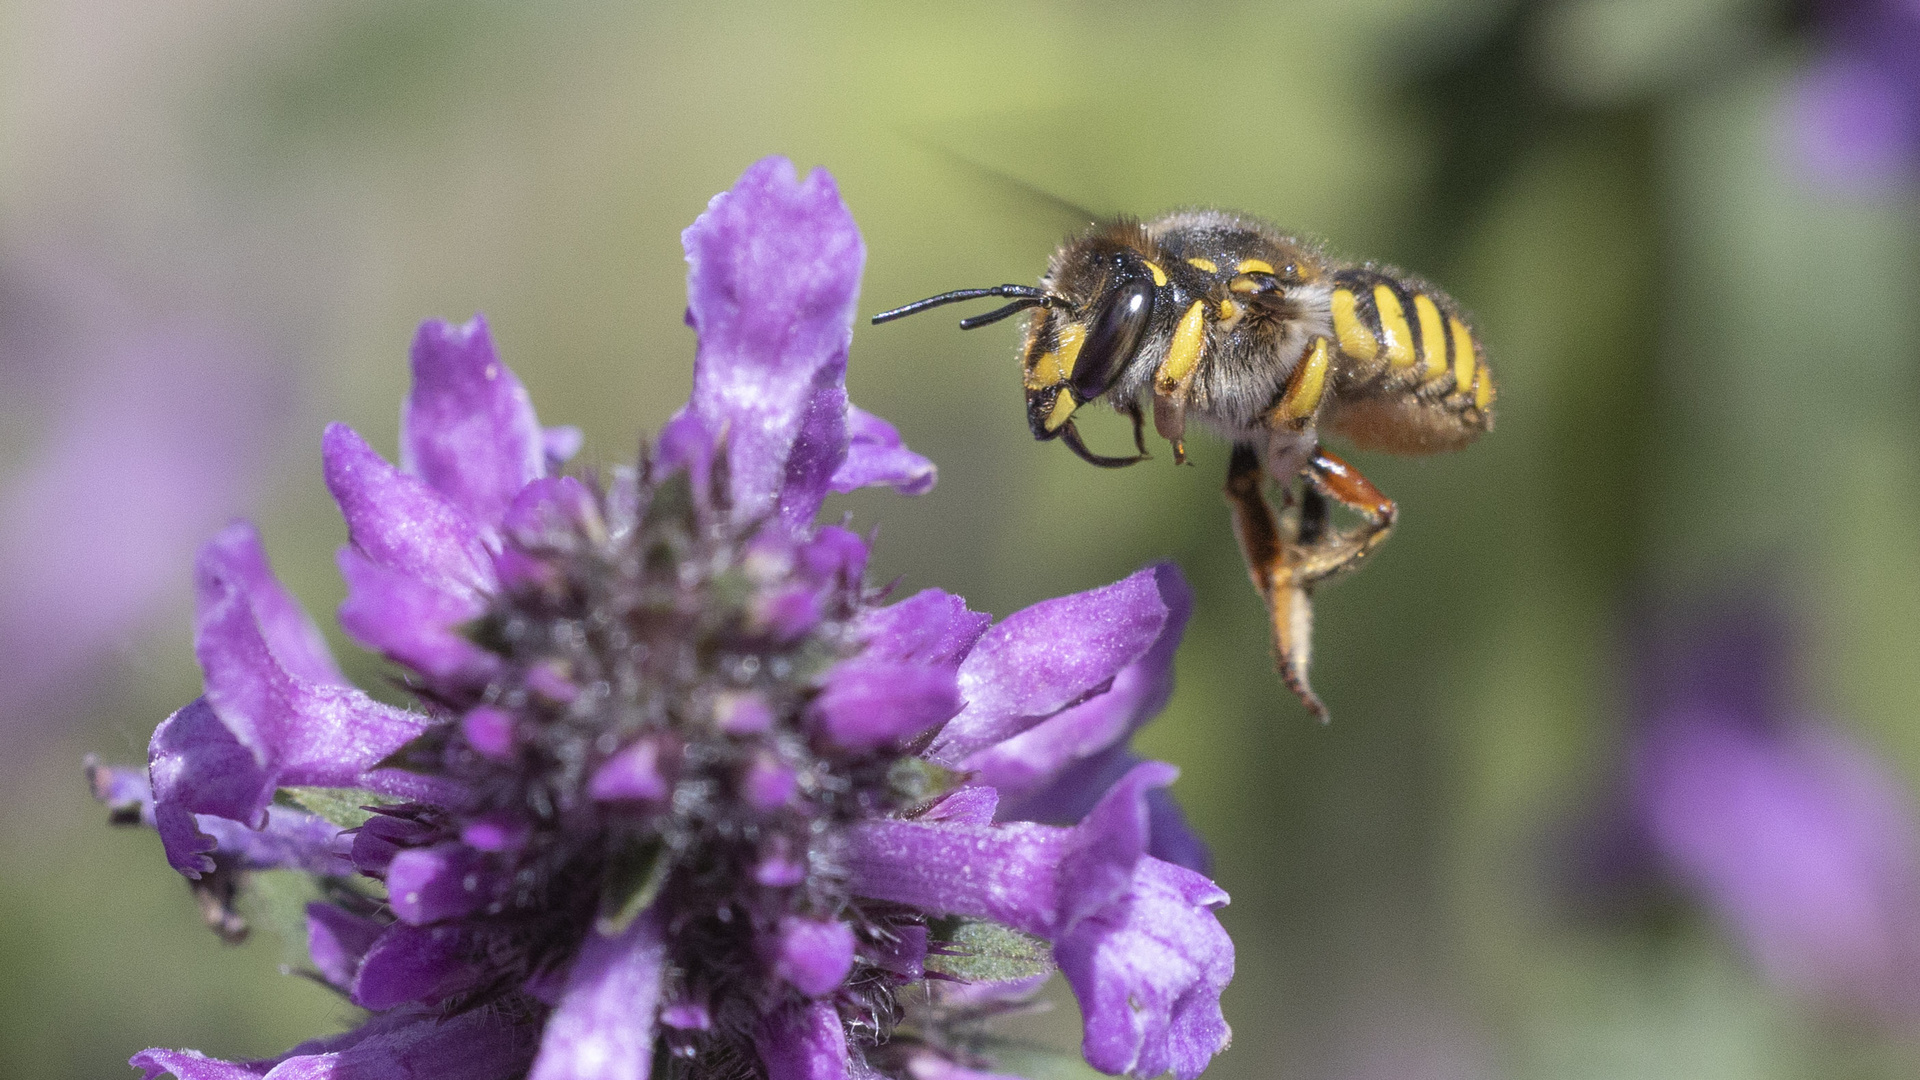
[[1783, 0, 1920, 191], [95, 158, 1232, 1080], [1578, 593, 1920, 1022]]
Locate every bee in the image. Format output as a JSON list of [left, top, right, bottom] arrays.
[[872, 210, 1495, 721]]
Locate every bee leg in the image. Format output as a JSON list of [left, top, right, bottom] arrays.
[[1059, 418, 1148, 468], [1289, 445, 1398, 585], [1124, 400, 1151, 459], [1225, 443, 1329, 722], [1153, 392, 1189, 465]]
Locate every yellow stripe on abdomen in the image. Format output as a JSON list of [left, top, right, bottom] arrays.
[[1331, 288, 1378, 363], [1449, 317, 1475, 393], [1374, 284, 1414, 370], [1414, 295, 1448, 380]]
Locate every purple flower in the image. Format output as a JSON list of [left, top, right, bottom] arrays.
[[94, 158, 1232, 1080], [1783, 0, 1920, 191], [0, 260, 283, 751], [1611, 595, 1920, 1020]]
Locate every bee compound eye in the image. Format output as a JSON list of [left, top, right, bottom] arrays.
[[1069, 276, 1155, 401]]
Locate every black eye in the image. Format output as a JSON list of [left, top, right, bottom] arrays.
[[1070, 274, 1155, 401]]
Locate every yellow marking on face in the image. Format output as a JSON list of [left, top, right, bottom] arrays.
[[1186, 256, 1218, 274], [1023, 323, 1085, 390], [1373, 284, 1414, 369], [1235, 259, 1274, 275], [1449, 317, 1475, 391], [1473, 368, 1496, 412], [1218, 298, 1241, 320], [1274, 336, 1330, 424], [1331, 288, 1378, 363], [1045, 389, 1078, 432], [1414, 295, 1448, 380], [1155, 300, 1210, 393], [1144, 261, 1168, 287]]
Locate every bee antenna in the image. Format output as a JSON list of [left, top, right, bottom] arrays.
[[870, 285, 1064, 327]]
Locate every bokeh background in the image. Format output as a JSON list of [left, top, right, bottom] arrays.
[[5, 1, 1920, 1077]]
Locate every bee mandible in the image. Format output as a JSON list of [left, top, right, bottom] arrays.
[[872, 210, 1496, 721]]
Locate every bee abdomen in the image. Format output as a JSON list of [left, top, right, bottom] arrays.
[[1323, 269, 1495, 454]]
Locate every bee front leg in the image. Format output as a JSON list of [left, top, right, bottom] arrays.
[[1225, 443, 1329, 722], [1289, 445, 1397, 585]]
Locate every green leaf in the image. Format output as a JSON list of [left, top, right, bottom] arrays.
[[597, 837, 671, 936], [926, 917, 1055, 983], [238, 870, 326, 967], [276, 786, 400, 829], [887, 757, 964, 807]]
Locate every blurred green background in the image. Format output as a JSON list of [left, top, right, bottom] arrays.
[[4, 1, 1920, 1077]]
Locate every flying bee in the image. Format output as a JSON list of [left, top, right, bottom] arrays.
[[872, 210, 1496, 721]]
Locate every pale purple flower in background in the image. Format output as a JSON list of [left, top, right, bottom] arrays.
[[1611, 595, 1920, 1021], [1783, 0, 1920, 191], [91, 158, 1233, 1080], [0, 257, 284, 753]]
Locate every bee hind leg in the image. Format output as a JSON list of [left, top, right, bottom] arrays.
[[1290, 445, 1397, 585], [1225, 443, 1329, 722]]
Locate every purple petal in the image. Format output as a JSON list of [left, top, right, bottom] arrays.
[[352, 923, 484, 1009], [768, 916, 857, 996], [965, 564, 1189, 801], [1056, 856, 1233, 1080], [715, 691, 775, 734], [529, 907, 667, 1080], [148, 698, 275, 876], [843, 817, 1068, 939], [830, 405, 935, 497], [925, 785, 1000, 825], [857, 589, 991, 671], [681, 157, 864, 530], [401, 316, 546, 527], [131, 1050, 269, 1080], [811, 658, 962, 750], [191, 530, 445, 790], [870, 922, 928, 979], [305, 902, 384, 989], [0, 314, 282, 738], [135, 1007, 538, 1080], [1000, 744, 1213, 874], [743, 753, 799, 810], [799, 526, 869, 583], [847, 763, 1231, 1079], [350, 813, 437, 874], [387, 843, 496, 925], [500, 477, 601, 549], [198, 808, 352, 876], [1636, 712, 1920, 1013], [200, 521, 344, 687], [1048, 767, 1232, 1080], [545, 425, 585, 467], [929, 567, 1170, 762], [1785, 53, 1920, 192], [755, 1002, 851, 1080], [462, 706, 517, 759], [112, 729, 354, 878], [336, 547, 496, 683], [588, 739, 670, 802], [322, 423, 495, 598]]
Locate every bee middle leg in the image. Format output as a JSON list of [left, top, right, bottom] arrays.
[[1225, 443, 1328, 722]]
